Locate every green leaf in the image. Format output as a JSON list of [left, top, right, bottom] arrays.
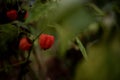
[[54, 6, 96, 57]]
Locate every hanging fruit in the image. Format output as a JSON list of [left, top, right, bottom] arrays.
[[19, 37, 32, 51], [6, 9, 18, 20], [38, 34, 55, 50]]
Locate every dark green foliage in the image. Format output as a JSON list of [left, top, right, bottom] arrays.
[[0, 24, 20, 59]]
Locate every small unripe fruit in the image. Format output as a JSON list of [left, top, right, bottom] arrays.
[[19, 37, 32, 51], [6, 10, 18, 20], [38, 34, 54, 50]]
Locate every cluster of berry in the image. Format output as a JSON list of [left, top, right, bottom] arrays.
[[19, 34, 55, 51], [0, 1, 55, 79]]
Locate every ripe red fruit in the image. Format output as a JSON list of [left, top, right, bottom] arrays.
[[19, 37, 32, 51], [24, 11, 28, 19], [6, 10, 18, 20], [39, 34, 54, 50]]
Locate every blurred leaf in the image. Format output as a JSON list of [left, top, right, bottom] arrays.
[[76, 37, 88, 61], [75, 43, 108, 80], [25, 1, 56, 23], [75, 34, 120, 80], [55, 6, 96, 57]]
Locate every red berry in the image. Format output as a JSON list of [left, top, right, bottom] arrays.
[[39, 34, 54, 50], [19, 37, 32, 51], [6, 10, 18, 20], [24, 11, 28, 19]]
